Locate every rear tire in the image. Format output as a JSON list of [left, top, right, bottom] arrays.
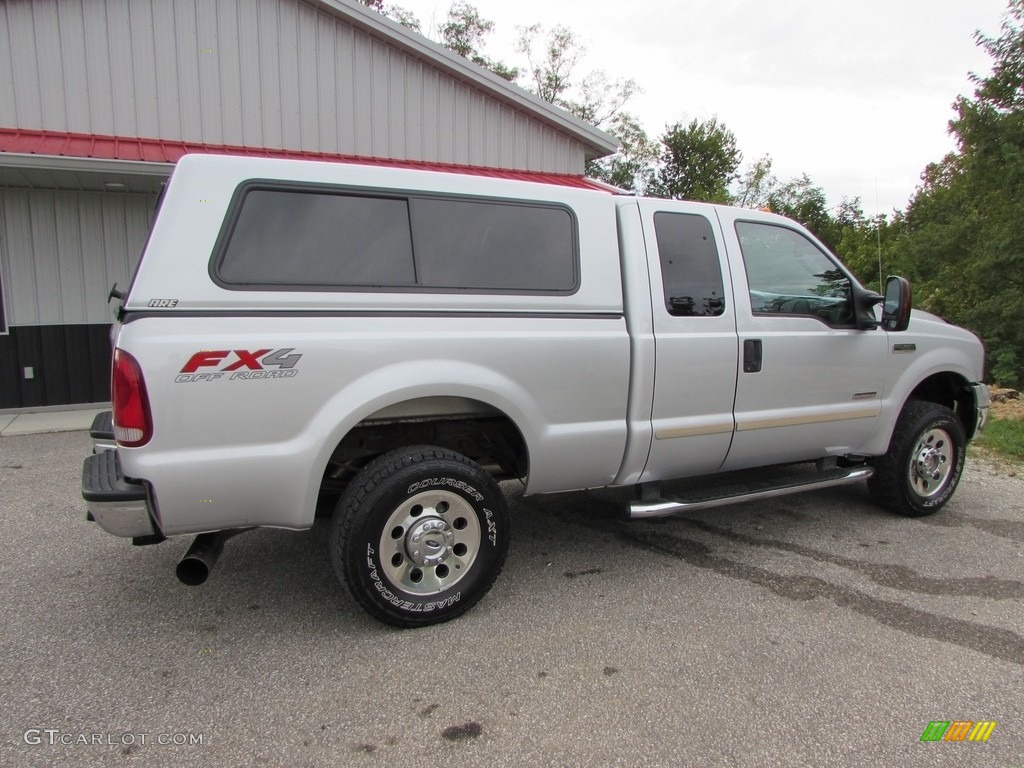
[[330, 446, 509, 627], [869, 401, 966, 517]]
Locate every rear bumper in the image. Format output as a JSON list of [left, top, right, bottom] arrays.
[[89, 410, 116, 453], [82, 449, 159, 538]]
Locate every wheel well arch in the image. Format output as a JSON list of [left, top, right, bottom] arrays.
[[906, 372, 978, 439], [318, 396, 530, 498]]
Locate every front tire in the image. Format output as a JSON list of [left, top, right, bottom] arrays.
[[869, 401, 966, 517], [330, 446, 509, 627]]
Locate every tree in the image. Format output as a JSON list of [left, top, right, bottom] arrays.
[[893, 0, 1024, 385], [650, 117, 741, 203], [586, 112, 658, 192], [356, 0, 421, 33], [734, 155, 779, 209], [388, 6, 421, 34], [517, 24, 579, 105], [357, 1, 515, 77], [764, 174, 841, 249], [516, 24, 638, 126], [440, 2, 518, 81]]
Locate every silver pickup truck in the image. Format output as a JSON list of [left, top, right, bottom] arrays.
[[81, 154, 989, 626]]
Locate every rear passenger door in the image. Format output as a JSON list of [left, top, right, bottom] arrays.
[[638, 200, 738, 482]]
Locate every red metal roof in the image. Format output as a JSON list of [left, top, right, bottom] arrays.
[[0, 128, 613, 192]]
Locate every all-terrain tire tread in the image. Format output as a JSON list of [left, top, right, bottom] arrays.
[[329, 446, 507, 627], [868, 401, 965, 517]]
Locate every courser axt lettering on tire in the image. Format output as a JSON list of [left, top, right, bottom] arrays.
[[330, 446, 510, 627], [869, 400, 967, 517]]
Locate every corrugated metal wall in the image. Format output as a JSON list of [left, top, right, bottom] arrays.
[[0, 189, 155, 326], [0, 189, 154, 408], [0, 0, 585, 173]]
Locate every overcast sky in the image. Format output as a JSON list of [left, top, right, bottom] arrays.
[[416, 0, 1010, 216]]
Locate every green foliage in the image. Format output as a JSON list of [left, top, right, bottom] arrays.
[[387, 7, 421, 33], [832, 211, 903, 294], [517, 24, 580, 105], [650, 118, 741, 203], [440, 2, 518, 81], [734, 155, 778, 208], [891, 0, 1024, 386], [586, 112, 659, 192], [765, 174, 840, 249], [356, 0, 421, 33], [977, 417, 1024, 460], [516, 24, 638, 126]]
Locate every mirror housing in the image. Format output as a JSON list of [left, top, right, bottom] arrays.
[[881, 276, 912, 332], [851, 283, 883, 330]]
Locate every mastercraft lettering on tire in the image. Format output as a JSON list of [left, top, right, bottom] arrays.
[[80, 154, 989, 627]]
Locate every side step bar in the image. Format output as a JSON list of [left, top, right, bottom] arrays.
[[629, 466, 874, 519]]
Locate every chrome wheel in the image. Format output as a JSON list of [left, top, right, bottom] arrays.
[[908, 427, 953, 499], [379, 490, 481, 596], [869, 401, 966, 517], [333, 446, 509, 627]]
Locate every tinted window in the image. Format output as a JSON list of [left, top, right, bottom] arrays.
[[410, 198, 575, 291], [215, 186, 578, 293], [736, 221, 853, 326], [217, 190, 415, 286], [654, 212, 725, 316]]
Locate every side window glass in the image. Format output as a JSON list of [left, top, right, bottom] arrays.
[[214, 186, 578, 294], [218, 190, 415, 286], [653, 212, 725, 317], [735, 221, 853, 326], [410, 198, 576, 291]]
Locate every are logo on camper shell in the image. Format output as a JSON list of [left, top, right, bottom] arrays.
[[175, 348, 302, 382]]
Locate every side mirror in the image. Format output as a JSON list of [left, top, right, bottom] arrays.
[[881, 276, 912, 332], [852, 283, 883, 330]]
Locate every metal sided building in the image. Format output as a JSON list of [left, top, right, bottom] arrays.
[[0, 0, 616, 410]]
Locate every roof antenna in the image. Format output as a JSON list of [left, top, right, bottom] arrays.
[[875, 178, 883, 289]]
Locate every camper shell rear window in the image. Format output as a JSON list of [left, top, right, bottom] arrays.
[[211, 181, 580, 294]]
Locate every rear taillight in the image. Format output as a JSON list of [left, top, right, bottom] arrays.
[[112, 348, 153, 447]]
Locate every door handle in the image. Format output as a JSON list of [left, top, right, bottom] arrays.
[[743, 339, 762, 373]]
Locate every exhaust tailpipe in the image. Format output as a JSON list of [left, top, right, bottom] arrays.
[[175, 529, 250, 586]]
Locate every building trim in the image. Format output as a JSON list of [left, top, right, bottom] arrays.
[[0, 128, 615, 191]]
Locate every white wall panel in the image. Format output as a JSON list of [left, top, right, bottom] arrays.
[[0, 0, 590, 174], [238, 0, 263, 148], [6, 3, 43, 128], [151, 1, 181, 137], [0, 190, 155, 326], [1, 192, 38, 325], [128, 0, 160, 138]]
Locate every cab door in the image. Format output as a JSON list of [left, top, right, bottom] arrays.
[[716, 209, 887, 471], [638, 200, 739, 482]]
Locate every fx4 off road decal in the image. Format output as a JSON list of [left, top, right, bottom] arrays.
[[176, 348, 302, 382]]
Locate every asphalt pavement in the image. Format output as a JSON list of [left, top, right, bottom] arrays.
[[1, 430, 1021, 767]]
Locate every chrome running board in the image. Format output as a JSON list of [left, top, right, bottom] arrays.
[[629, 467, 874, 519]]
